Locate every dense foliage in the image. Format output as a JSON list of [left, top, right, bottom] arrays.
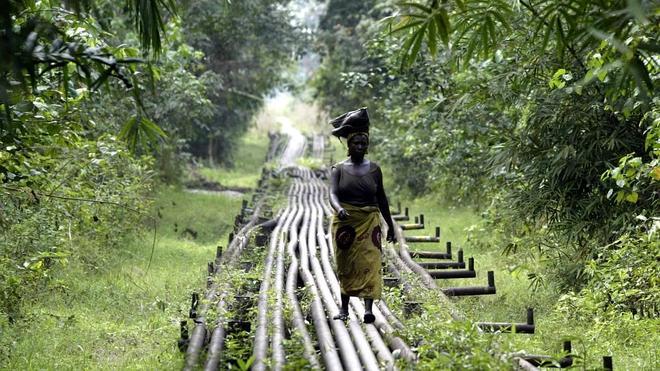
[[0, 0, 298, 321], [313, 0, 658, 301]]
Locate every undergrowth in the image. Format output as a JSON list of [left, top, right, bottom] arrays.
[[0, 132, 270, 368], [391, 194, 660, 370]]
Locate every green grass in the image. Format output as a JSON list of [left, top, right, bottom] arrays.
[[197, 129, 270, 189], [394, 194, 481, 250], [1, 187, 245, 369], [392, 194, 660, 370], [0, 129, 270, 369]]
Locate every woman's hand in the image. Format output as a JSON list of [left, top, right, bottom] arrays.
[[386, 227, 395, 242], [337, 208, 350, 220]]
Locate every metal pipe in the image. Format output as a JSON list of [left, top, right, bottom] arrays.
[[392, 206, 409, 221], [183, 288, 215, 371], [442, 286, 497, 296], [298, 187, 348, 370], [405, 235, 440, 243], [203, 222, 263, 368], [376, 301, 405, 330], [203, 296, 226, 370], [442, 271, 497, 297], [516, 357, 540, 370], [409, 250, 451, 259], [522, 341, 573, 368], [417, 261, 465, 269], [396, 231, 440, 290], [382, 247, 415, 295], [308, 180, 382, 368], [400, 223, 424, 230], [427, 269, 476, 279], [271, 187, 300, 370], [384, 241, 414, 275]]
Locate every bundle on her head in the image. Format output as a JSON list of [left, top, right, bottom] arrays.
[[329, 107, 370, 141]]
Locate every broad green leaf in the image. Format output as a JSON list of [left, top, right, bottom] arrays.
[[427, 18, 438, 56], [391, 19, 425, 34], [627, 54, 654, 92], [435, 9, 451, 45], [409, 23, 428, 66], [650, 167, 660, 181]]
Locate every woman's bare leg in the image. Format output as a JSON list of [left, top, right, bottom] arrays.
[[333, 294, 350, 320], [364, 298, 375, 323]]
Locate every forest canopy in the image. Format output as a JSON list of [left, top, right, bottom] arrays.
[[0, 0, 299, 321], [312, 0, 658, 309]]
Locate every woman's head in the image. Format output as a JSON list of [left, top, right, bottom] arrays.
[[347, 132, 369, 157]]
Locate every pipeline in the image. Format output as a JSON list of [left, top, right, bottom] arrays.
[[202, 184, 272, 369], [203, 122, 597, 370], [312, 177, 416, 365], [189, 134, 282, 370], [185, 193, 267, 371], [252, 186, 294, 370], [183, 287, 215, 371], [297, 204, 344, 369], [304, 180, 385, 370], [294, 179, 343, 369], [283, 184, 321, 369], [203, 295, 226, 370], [301, 180, 366, 370], [393, 213, 464, 321], [270, 184, 300, 370]]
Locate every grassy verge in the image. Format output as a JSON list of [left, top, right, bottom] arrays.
[[391, 194, 659, 370], [1, 132, 269, 369], [197, 128, 270, 189]]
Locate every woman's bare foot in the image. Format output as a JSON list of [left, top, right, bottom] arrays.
[[333, 310, 349, 321]]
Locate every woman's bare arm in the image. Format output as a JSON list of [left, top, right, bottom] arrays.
[[375, 166, 395, 242], [330, 165, 349, 219]]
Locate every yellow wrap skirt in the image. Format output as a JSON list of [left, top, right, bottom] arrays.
[[332, 202, 383, 299]]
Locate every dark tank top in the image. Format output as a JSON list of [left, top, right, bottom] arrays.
[[336, 161, 379, 206]]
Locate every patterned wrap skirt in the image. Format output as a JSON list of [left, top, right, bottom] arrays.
[[332, 202, 383, 299]]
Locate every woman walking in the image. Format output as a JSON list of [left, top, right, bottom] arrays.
[[328, 107, 396, 324]]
